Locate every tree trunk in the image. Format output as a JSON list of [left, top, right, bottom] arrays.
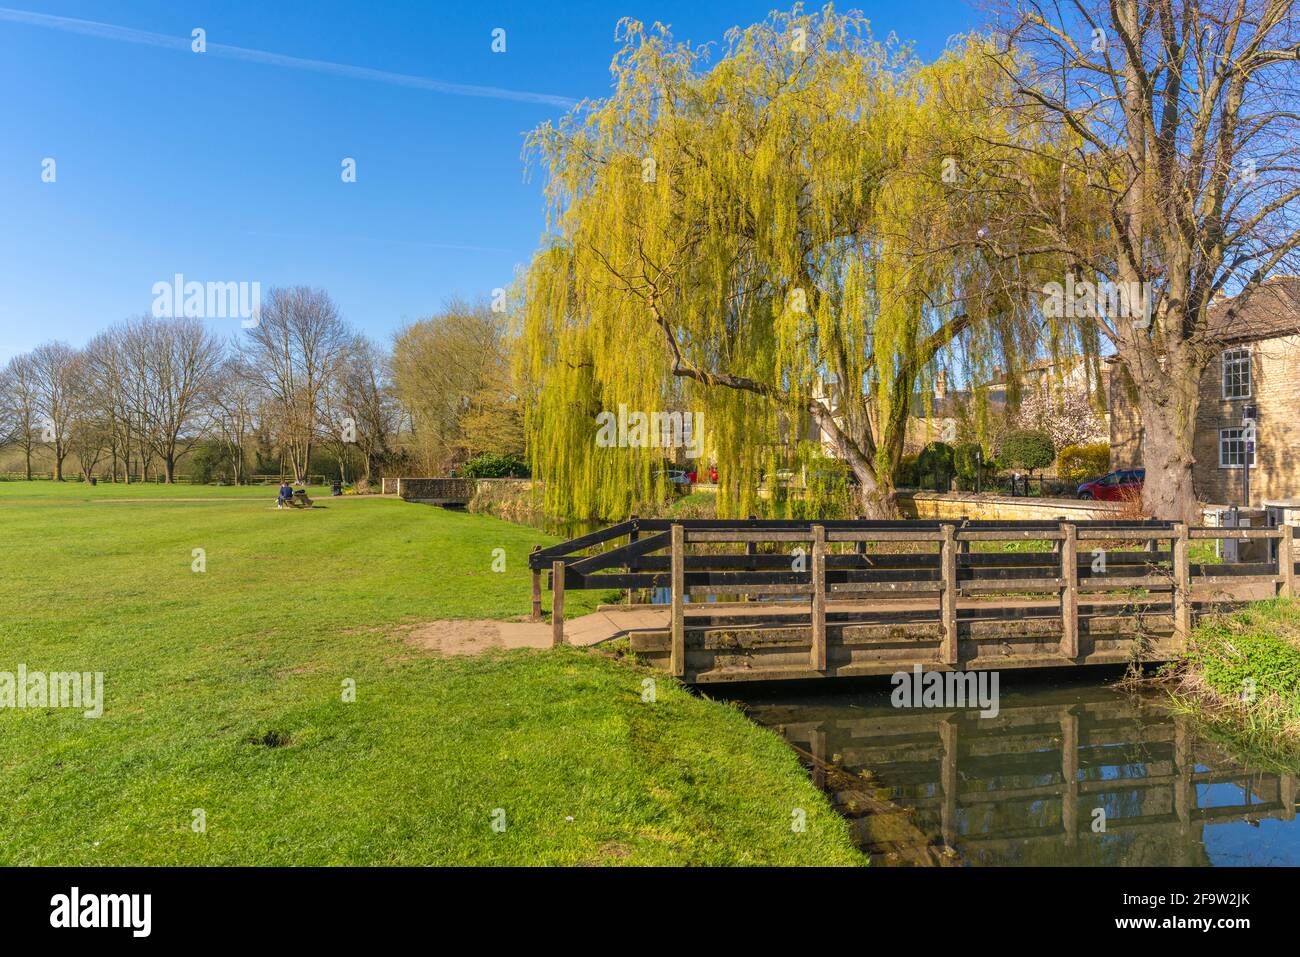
[[23, 450, 31, 481], [1135, 368, 1201, 525], [857, 481, 898, 519], [164, 454, 176, 484]]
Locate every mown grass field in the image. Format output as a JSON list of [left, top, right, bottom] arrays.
[[0, 481, 860, 865]]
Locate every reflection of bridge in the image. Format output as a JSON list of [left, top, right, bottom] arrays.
[[750, 691, 1298, 866]]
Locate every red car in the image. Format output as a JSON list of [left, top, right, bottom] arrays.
[[1077, 469, 1144, 501], [685, 466, 719, 484]]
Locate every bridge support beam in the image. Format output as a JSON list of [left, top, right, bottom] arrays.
[[670, 524, 684, 677], [1060, 523, 1079, 659], [1173, 523, 1192, 647], [940, 524, 958, 665], [811, 525, 826, 671], [530, 546, 542, 621], [551, 560, 565, 646]]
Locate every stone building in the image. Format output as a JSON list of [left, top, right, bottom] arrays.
[[1109, 276, 1300, 506]]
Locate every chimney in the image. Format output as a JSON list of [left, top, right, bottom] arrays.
[[935, 369, 947, 400]]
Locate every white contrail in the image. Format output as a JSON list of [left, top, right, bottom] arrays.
[[0, 6, 580, 108]]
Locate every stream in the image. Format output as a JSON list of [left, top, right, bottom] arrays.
[[736, 677, 1300, 866]]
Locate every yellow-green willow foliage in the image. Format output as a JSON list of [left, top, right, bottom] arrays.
[[519, 5, 1055, 519]]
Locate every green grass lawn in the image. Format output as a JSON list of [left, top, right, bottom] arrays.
[[0, 482, 860, 865]]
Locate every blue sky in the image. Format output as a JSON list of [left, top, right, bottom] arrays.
[[0, 0, 984, 361]]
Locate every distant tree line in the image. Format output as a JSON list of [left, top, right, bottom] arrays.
[[0, 289, 524, 484]]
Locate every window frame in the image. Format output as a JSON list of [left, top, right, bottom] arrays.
[[1221, 347, 1252, 400], [1218, 427, 1256, 469]]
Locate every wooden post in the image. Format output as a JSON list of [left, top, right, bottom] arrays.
[[1281, 773, 1296, 822], [530, 546, 542, 621], [1280, 524, 1295, 599], [939, 717, 958, 848], [745, 515, 758, 601], [626, 515, 639, 606], [956, 516, 969, 597], [670, 523, 685, 677], [809, 727, 827, 791], [811, 525, 827, 671], [1174, 719, 1193, 837], [1173, 522, 1192, 646], [1060, 522, 1079, 659], [1060, 708, 1079, 846], [855, 515, 867, 556], [940, 524, 958, 665], [551, 560, 566, 646]]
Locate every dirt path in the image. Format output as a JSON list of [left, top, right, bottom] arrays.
[[404, 608, 666, 655]]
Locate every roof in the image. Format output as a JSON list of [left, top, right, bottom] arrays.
[[909, 392, 970, 418], [1206, 276, 1300, 344]]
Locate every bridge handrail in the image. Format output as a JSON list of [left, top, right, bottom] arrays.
[[530, 518, 1299, 673]]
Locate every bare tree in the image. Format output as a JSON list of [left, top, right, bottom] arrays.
[[0, 354, 41, 480], [83, 327, 137, 482], [242, 287, 351, 483], [212, 357, 259, 485], [118, 317, 225, 482], [982, 0, 1300, 521], [28, 342, 82, 481], [68, 410, 111, 482], [331, 336, 399, 483]]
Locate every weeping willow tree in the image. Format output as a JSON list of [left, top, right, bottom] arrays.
[[519, 5, 1062, 520]]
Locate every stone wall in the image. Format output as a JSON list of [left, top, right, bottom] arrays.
[[899, 491, 1124, 521], [381, 476, 533, 504]]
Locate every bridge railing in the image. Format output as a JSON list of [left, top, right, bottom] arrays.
[[530, 518, 1297, 676]]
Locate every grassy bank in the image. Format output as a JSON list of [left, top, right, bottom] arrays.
[[1161, 598, 1300, 769], [0, 482, 859, 865]]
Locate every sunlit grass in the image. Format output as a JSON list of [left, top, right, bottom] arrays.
[[0, 482, 859, 865]]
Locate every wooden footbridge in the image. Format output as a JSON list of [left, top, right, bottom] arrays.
[[529, 518, 1298, 684]]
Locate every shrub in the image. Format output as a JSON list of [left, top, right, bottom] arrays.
[[893, 454, 920, 488], [1057, 442, 1111, 483], [459, 453, 530, 479], [997, 429, 1055, 474], [917, 441, 955, 491]]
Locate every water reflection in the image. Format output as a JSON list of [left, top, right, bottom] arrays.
[[742, 684, 1300, 866]]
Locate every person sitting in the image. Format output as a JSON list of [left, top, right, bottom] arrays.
[[277, 481, 294, 507]]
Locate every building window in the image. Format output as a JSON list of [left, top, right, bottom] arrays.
[[1221, 348, 1251, 399], [1219, 427, 1256, 468]]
